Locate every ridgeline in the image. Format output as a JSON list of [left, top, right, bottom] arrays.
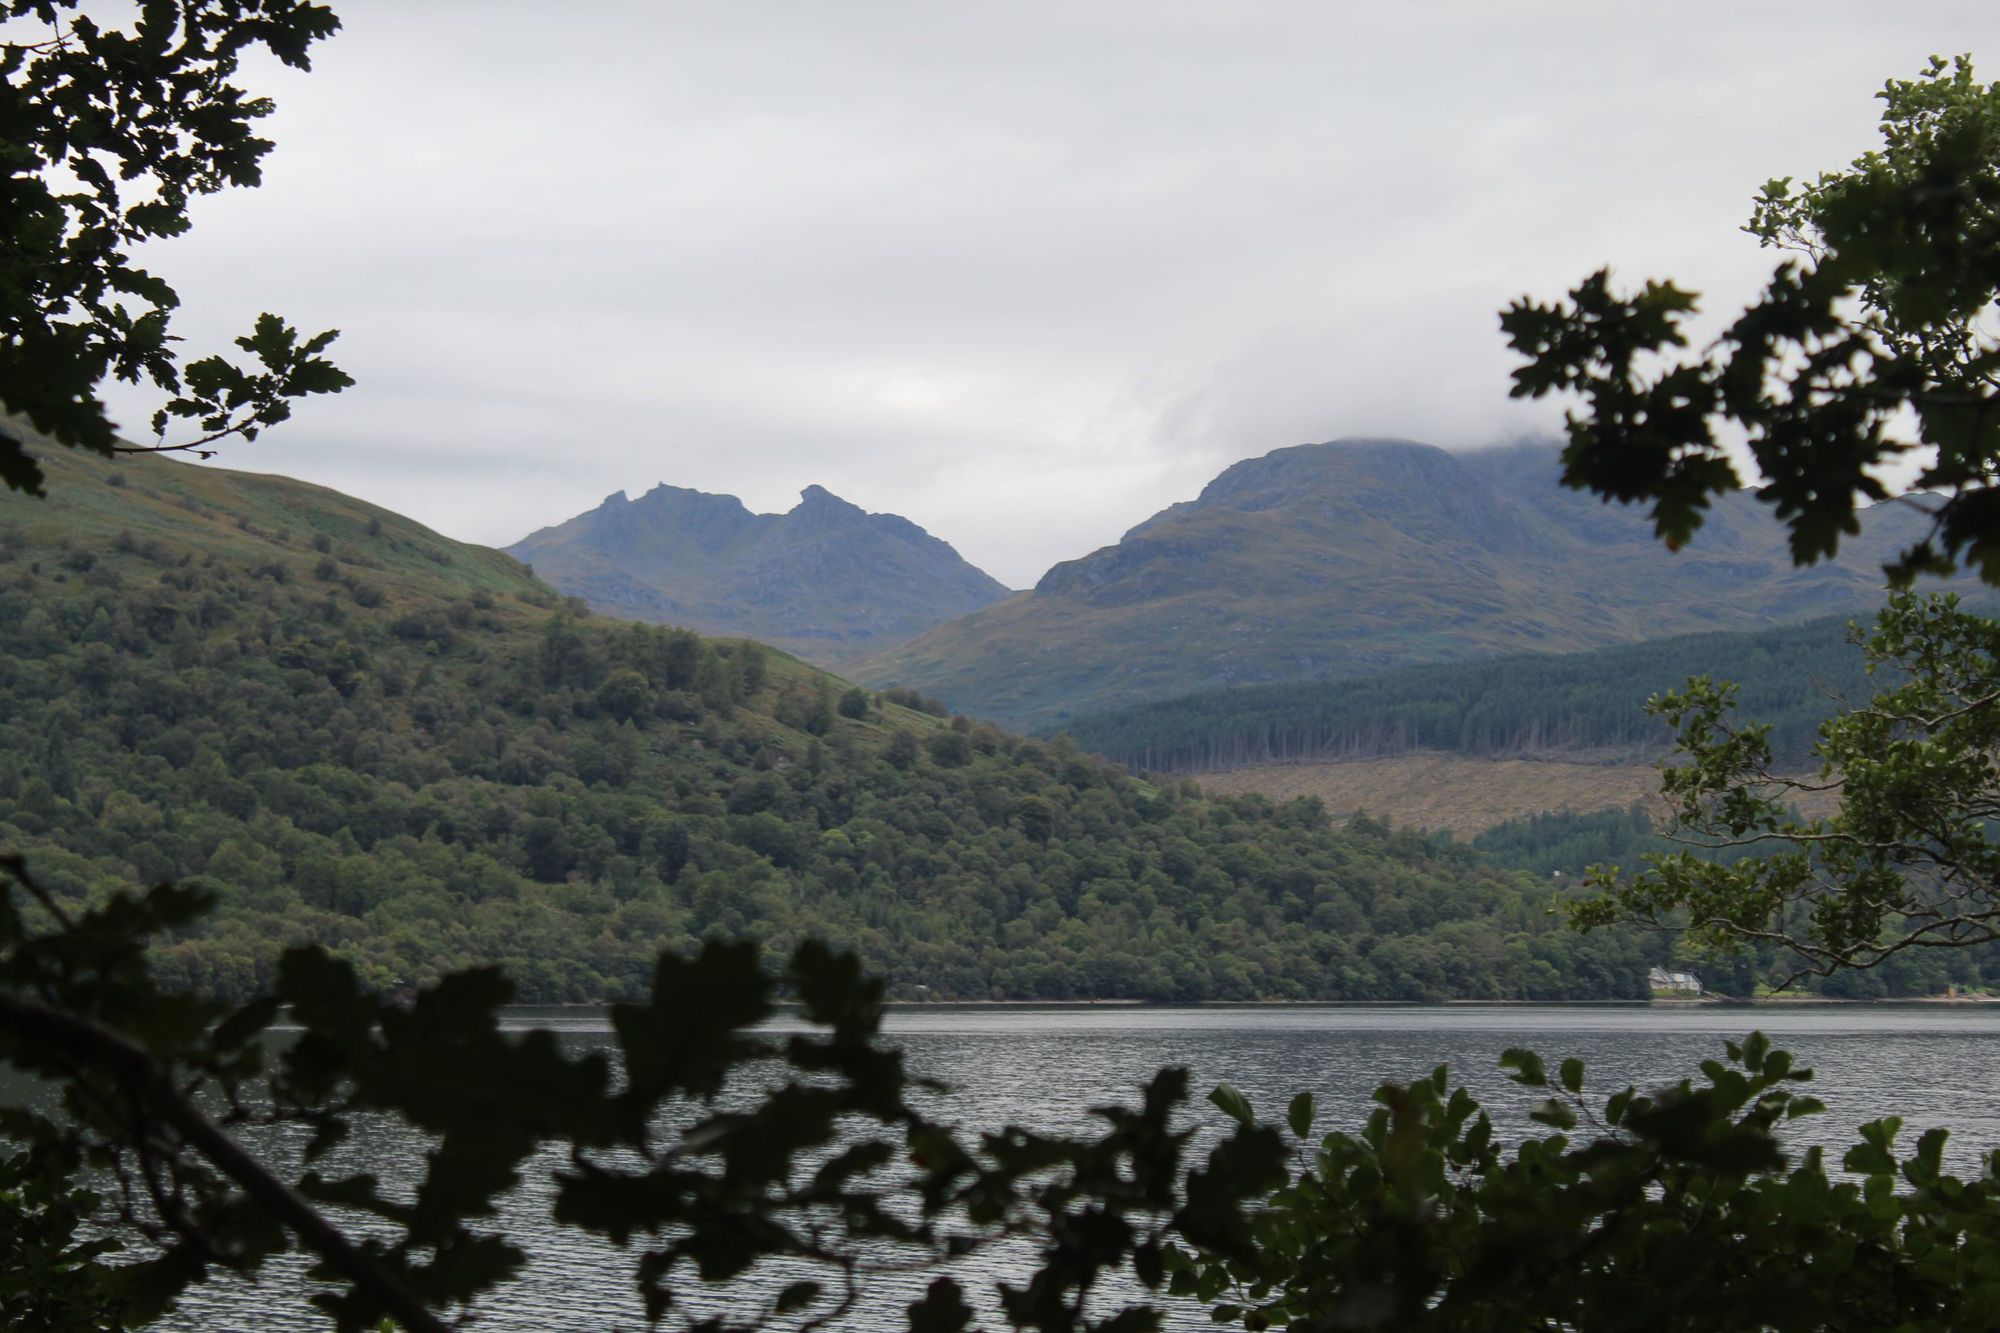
[[851, 439, 1958, 727], [0, 445, 1660, 1003], [506, 482, 1009, 667]]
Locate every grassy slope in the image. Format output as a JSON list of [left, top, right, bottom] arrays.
[[15, 447, 544, 604]]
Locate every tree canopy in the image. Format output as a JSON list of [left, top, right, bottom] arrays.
[[1057, 612, 1880, 776], [1507, 56, 2000, 983], [1, 0, 350, 494], [1503, 55, 2000, 586], [0, 445, 1656, 1004]]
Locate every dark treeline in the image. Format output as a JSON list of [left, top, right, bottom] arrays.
[[1060, 615, 1895, 773]]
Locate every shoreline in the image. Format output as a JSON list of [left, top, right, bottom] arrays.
[[500, 994, 2000, 1011]]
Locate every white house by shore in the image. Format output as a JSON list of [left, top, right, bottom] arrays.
[[1648, 966, 1702, 994]]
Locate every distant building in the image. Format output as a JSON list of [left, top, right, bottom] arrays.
[[1648, 966, 1702, 994]]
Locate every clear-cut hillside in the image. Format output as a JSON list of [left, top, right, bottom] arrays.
[[848, 438, 1966, 727], [505, 483, 1011, 665]]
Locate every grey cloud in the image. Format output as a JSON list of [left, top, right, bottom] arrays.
[[97, 0, 2000, 587]]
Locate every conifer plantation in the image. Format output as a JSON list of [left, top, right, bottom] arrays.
[[1059, 615, 1887, 775]]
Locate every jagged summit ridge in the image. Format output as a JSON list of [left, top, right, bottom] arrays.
[[506, 481, 1009, 667]]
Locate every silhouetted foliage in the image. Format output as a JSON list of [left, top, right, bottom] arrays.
[[1177, 1032, 2000, 1332], [7, 867, 2000, 1331], [1504, 56, 2000, 585], [1, 1, 351, 491], [1508, 57, 2000, 987], [0, 865, 1283, 1331]]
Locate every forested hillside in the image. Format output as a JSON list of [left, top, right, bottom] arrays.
[[1061, 614, 1892, 774], [0, 447, 1659, 1003]]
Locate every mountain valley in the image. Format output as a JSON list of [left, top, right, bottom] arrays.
[[0, 425, 1983, 1002], [0, 441, 1673, 1002]]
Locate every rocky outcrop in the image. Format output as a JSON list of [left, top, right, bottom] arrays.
[[507, 485, 1010, 665]]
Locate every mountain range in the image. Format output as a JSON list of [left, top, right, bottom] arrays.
[[0, 439, 1661, 1002], [6, 429, 1981, 996], [506, 483, 1009, 666], [846, 438, 1963, 727]]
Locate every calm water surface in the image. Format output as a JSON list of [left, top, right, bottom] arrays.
[[155, 1004, 2000, 1331]]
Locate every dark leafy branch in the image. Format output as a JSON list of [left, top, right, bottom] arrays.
[[1504, 55, 2000, 992], [0, 987, 451, 1333], [13, 850, 2000, 1331], [1501, 55, 2000, 587], [1, 0, 351, 494], [0, 854, 1286, 1331], [1568, 593, 2000, 986], [1173, 1031, 2000, 1333]]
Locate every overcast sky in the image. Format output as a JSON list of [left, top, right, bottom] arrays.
[[98, 1, 2000, 587]]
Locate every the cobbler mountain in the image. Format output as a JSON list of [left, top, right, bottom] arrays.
[[506, 483, 1009, 666], [850, 438, 1966, 727]]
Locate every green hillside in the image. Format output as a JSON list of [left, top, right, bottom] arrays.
[[850, 439, 1961, 727], [0, 444, 1663, 1003], [1059, 613, 1896, 774]]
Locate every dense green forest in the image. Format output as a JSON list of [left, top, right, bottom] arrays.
[[0, 449, 1673, 1003], [1465, 806, 2000, 997], [1060, 615, 1899, 773]]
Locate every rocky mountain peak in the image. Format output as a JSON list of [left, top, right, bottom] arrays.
[[790, 484, 869, 527], [505, 480, 1009, 667]]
